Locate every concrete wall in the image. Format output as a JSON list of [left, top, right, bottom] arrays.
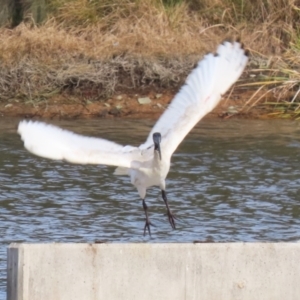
[[7, 243, 300, 300]]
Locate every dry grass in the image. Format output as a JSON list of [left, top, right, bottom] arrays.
[[1, 0, 300, 114]]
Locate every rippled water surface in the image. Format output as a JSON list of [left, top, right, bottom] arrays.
[[1, 118, 300, 297]]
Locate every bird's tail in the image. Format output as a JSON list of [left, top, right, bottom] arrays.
[[114, 167, 129, 176]]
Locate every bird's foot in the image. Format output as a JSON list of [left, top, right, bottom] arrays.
[[143, 219, 155, 237], [167, 210, 176, 230]]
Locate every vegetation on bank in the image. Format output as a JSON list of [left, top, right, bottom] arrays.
[[1, 0, 300, 118]]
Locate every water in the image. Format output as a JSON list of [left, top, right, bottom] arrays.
[[1, 118, 300, 297]]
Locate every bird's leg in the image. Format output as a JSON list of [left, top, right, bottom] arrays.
[[161, 190, 176, 229], [142, 198, 153, 236]]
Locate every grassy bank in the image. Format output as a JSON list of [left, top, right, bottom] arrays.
[[1, 0, 300, 118]]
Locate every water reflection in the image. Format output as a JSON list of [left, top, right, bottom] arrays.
[[1, 118, 300, 297]]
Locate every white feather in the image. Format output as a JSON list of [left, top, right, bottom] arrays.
[[140, 41, 248, 157], [113, 167, 130, 175], [18, 41, 248, 169], [18, 121, 139, 167], [17, 41, 248, 233]]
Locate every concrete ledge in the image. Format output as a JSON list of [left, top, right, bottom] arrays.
[[7, 243, 300, 300]]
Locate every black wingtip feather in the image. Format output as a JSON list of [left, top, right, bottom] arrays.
[[222, 38, 233, 44], [222, 38, 245, 48]]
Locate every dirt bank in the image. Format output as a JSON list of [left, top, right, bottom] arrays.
[[0, 87, 272, 120]]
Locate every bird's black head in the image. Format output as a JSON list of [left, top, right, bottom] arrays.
[[153, 132, 162, 160]]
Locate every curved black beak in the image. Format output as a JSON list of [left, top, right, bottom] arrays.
[[153, 132, 162, 160]]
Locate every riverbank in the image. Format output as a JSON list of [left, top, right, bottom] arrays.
[[0, 81, 276, 120], [1, 0, 300, 119]]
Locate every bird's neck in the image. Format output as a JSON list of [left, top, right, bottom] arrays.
[[152, 149, 170, 181], [153, 150, 163, 169]]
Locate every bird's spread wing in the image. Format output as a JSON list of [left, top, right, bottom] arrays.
[[18, 121, 139, 168], [139, 41, 248, 156]]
